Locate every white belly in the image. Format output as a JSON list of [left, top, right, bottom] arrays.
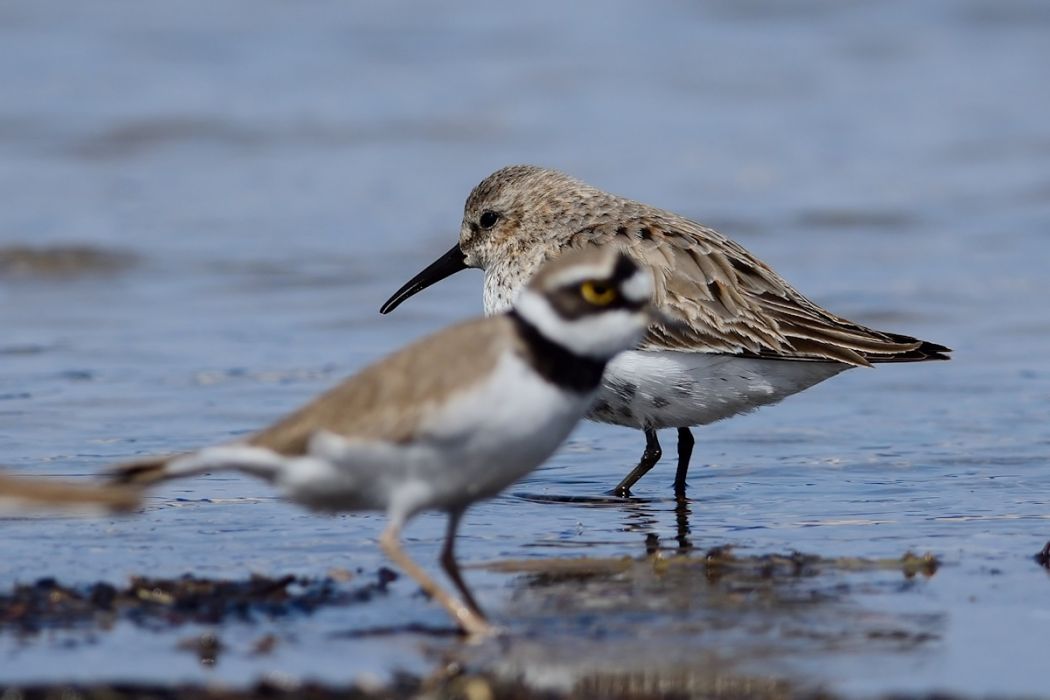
[[588, 350, 849, 429], [280, 352, 591, 518]]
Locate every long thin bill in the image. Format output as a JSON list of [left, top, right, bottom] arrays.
[[379, 244, 468, 314]]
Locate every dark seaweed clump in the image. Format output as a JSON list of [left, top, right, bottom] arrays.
[[0, 679, 424, 700], [0, 569, 399, 634], [1035, 541, 1050, 569]]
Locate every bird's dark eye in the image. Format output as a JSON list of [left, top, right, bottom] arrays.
[[479, 211, 500, 230]]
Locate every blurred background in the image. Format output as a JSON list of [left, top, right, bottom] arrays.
[[1, 0, 1048, 696]]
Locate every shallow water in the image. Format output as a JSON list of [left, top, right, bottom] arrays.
[[2, 0, 1049, 696]]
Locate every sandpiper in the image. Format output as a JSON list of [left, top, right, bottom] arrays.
[[380, 165, 950, 498], [111, 248, 654, 636], [0, 472, 139, 515]]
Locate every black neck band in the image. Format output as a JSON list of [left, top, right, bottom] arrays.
[[509, 311, 607, 393]]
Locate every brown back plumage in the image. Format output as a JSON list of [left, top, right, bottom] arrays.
[[110, 316, 513, 482], [567, 218, 949, 366], [248, 315, 512, 456]]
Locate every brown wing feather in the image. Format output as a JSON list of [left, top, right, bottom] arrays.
[[568, 216, 950, 366], [108, 316, 513, 483], [249, 316, 510, 455]]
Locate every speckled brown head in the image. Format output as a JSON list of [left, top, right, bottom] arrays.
[[380, 165, 635, 315], [458, 165, 627, 268]]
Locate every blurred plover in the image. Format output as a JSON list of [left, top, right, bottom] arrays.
[[112, 248, 654, 636], [380, 165, 950, 497]]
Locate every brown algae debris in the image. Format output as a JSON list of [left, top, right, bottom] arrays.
[[482, 548, 940, 581], [0, 245, 137, 278], [0, 570, 399, 634]]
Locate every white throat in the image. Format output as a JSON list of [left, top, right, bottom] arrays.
[[513, 290, 646, 360]]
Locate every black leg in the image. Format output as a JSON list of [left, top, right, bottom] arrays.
[[439, 509, 486, 620], [673, 427, 694, 498], [611, 429, 662, 497]]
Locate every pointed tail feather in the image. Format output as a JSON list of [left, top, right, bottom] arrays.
[[108, 455, 181, 486], [864, 333, 952, 363]]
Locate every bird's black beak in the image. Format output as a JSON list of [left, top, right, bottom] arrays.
[[379, 244, 468, 314]]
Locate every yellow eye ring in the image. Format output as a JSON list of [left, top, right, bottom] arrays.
[[580, 281, 617, 306]]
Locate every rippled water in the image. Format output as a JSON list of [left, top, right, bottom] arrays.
[[2, 1, 1049, 696]]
